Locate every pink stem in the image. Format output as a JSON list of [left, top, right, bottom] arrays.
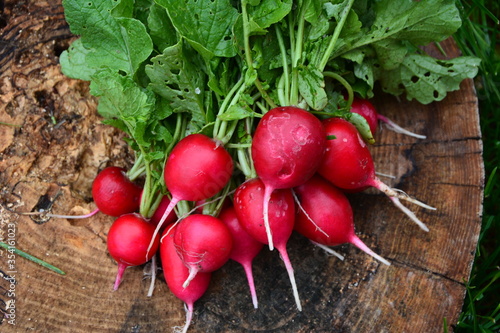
[[147, 196, 180, 258], [113, 262, 128, 290], [240, 261, 258, 309], [349, 235, 391, 266], [43, 207, 100, 219], [276, 244, 302, 311]]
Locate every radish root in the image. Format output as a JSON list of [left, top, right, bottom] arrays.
[[349, 236, 391, 266], [310, 241, 345, 261], [241, 261, 259, 309], [277, 245, 302, 311], [263, 186, 275, 251], [145, 254, 158, 297], [292, 190, 329, 238], [378, 114, 427, 139], [370, 177, 434, 232]]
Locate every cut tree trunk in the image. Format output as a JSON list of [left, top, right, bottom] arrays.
[[0, 1, 483, 332]]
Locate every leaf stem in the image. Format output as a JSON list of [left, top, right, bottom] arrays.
[[213, 75, 245, 141], [275, 24, 289, 106], [289, 0, 310, 106], [240, 0, 276, 109], [318, 0, 355, 71], [323, 71, 354, 107]]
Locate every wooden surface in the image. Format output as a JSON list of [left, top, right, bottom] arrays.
[[0, 1, 483, 332]]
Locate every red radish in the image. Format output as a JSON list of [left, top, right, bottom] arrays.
[[149, 133, 234, 253], [219, 204, 263, 309], [317, 117, 435, 231], [173, 214, 233, 288], [294, 175, 390, 265], [233, 178, 302, 311], [160, 226, 211, 333], [251, 106, 326, 250], [107, 213, 160, 290], [149, 195, 177, 227], [350, 97, 426, 139], [92, 166, 142, 217]]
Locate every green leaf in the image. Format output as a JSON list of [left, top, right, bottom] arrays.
[[371, 0, 461, 46], [344, 112, 375, 144], [218, 104, 256, 121], [372, 39, 414, 71], [298, 65, 328, 110], [62, 0, 153, 77], [155, 0, 238, 60], [59, 39, 95, 81], [248, 0, 293, 32], [332, 0, 462, 59], [380, 54, 480, 104], [146, 41, 207, 128], [89, 69, 157, 147], [147, 3, 178, 52]]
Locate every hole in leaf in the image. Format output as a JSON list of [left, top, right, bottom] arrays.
[[167, 82, 181, 91], [411, 76, 419, 83]]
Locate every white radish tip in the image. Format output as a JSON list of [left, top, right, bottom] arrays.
[[310, 241, 345, 261], [350, 235, 391, 266], [278, 247, 302, 311], [389, 197, 430, 232]]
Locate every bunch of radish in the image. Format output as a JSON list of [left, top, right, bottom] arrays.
[[50, 97, 432, 332]]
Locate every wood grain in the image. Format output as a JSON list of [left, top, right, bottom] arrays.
[[0, 1, 483, 332]]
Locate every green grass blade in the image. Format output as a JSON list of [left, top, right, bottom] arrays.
[[0, 242, 66, 275]]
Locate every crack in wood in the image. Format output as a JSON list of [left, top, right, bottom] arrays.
[[389, 258, 467, 286]]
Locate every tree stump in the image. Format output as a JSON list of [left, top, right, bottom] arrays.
[[0, 1, 483, 332]]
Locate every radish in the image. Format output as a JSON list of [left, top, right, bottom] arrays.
[[349, 97, 426, 139], [160, 226, 211, 333], [317, 117, 435, 231], [173, 214, 233, 288], [106, 213, 160, 290], [16, 166, 134, 220], [92, 166, 142, 217], [251, 106, 326, 250], [219, 204, 263, 309], [149, 195, 178, 228], [233, 178, 302, 311], [294, 175, 390, 265], [149, 133, 234, 253]]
